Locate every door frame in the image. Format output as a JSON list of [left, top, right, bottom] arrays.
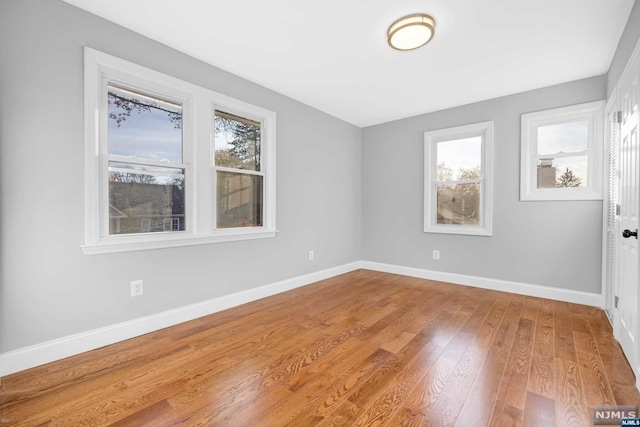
[[602, 93, 618, 322]]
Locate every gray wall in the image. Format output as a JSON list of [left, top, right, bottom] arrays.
[[0, 0, 627, 356], [362, 76, 606, 294], [0, 0, 362, 353], [608, 0, 640, 95]]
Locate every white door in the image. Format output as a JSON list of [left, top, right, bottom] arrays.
[[615, 55, 640, 381]]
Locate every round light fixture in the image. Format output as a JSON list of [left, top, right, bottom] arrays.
[[387, 13, 435, 51]]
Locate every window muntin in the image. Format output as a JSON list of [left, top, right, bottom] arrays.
[[424, 121, 494, 236], [83, 48, 277, 254], [520, 101, 604, 201]]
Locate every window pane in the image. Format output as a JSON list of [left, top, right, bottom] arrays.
[[217, 171, 263, 228], [436, 183, 480, 225], [214, 110, 261, 171], [108, 162, 185, 235], [536, 155, 588, 188], [436, 137, 482, 181], [108, 85, 183, 163], [537, 120, 588, 155]]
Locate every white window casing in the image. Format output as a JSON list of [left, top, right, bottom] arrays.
[[520, 100, 605, 201], [82, 47, 276, 254], [424, 121, 494, 236]]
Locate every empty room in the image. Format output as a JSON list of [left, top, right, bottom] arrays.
[[1, 0, 640, 426]]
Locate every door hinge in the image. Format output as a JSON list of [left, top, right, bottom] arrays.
[[615, 111, 622, 124], [615, 295, 619, 308]]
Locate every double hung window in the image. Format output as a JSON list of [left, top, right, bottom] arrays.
[[83, 48, 276, 254], [107, 84, 187, 236], [424, 121, 494, 236], [214, 110, 264, 228]]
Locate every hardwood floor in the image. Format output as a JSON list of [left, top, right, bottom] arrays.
[[1, 270, 638, 426]]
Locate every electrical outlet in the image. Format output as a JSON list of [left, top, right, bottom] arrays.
[[309, 250, 314, 261], [131, 280, 143, 297], [432, 250, 440, 260]]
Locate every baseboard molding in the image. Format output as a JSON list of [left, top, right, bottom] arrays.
[[361, 261, 604, 307], [0, 260, 607, 378], [0, 262, 361, 378]]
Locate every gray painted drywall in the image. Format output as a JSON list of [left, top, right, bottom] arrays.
[[0, 0, 624, 357], [362, 76, 606, 294], [0, 0, 362, 352], [609, 0, 640, 95]]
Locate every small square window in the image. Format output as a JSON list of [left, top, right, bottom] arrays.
[[520, 101, 604, 201]]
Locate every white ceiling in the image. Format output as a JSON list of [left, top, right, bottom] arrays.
[[63, 0, 634, 127]]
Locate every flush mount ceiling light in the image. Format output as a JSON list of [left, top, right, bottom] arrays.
[[387, 13, 435, 51]]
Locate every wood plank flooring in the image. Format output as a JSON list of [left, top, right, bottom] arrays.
[[1, 270, 638, 426]]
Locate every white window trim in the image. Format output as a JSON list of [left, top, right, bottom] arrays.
[[520, 100, 604, 201], [211, 106, 272, 231], [82, 47, 276, 255], [424, 121, 494, 236]]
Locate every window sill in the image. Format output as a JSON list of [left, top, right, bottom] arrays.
[[520, 188, 603, 201], [424, 225, 492, 236], [81, 229, 278, 255]]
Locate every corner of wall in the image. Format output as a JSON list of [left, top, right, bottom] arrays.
[[607, 0, 640, 95]]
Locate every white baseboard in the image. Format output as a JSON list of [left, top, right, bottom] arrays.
[[360, 261, 604, 307], [0, 262, 361, 378], [0, 260, 606, 379]]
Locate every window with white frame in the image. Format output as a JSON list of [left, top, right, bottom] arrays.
[[520, 100, 604, 201], [214, 110, 263, 228], [424, 121, 494, 236], [83, 48, 276, 254], [107, 84, 187, 236]]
